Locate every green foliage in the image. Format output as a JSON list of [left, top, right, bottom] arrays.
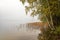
[[27, 0, 37, 4], [20, 0, 25, 4], [20, 0, 60, 40], [55, 26, 60, 34]]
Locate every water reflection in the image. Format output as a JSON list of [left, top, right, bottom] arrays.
[[17, 24, 40, 40], [0, 22, 40, 40]]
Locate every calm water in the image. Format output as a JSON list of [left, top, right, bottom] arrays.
[[0, 20, 40, 40]]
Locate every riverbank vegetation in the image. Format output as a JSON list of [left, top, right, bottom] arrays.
[[20, 0, 60, 40]]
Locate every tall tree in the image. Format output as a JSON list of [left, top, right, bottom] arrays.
[[20, 0, 60, 40]]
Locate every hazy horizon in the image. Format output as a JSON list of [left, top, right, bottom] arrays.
[[0, 0, 40, 40], [0, 0, 39, 31]]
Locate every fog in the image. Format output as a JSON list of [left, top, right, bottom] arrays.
[[0, 0, 40, 40], [0, 0, 39, 31]]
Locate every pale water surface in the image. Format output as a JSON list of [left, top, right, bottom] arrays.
[[0, 20, 40, 40]]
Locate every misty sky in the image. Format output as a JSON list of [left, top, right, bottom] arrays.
[[0, 0, 39, 23], [0, 0, 40, 33]]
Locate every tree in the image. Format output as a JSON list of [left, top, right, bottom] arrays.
[[20, 0, 60, 40]]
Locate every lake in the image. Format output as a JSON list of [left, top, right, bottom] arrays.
[[0, 20, 40, 40]]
